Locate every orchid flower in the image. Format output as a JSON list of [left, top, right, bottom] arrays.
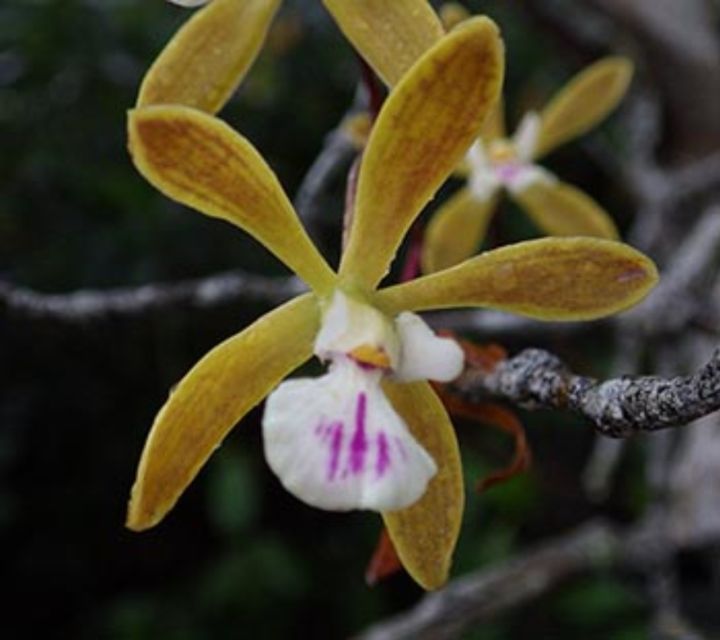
[[422, 53, 634, 273], [323, 1, 631, 277], [127, 17, 658, 590]]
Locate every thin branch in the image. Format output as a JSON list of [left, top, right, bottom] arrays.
[[0, 272, 303, 324], [454, 347, 720, 437], [354, 520, 619, 640], [354, 512, 706, 640], [622, 206, 720, 335]]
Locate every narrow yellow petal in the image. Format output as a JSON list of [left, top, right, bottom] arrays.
[[323, 0, 443, 87], [512, 179, 619, 240], [340, 17, 505, 291], [378, 237, 658, 321], [127, 294, 319, 531], [422, 188, 500, 273], [128, 106, 336, 293], [382, 381, 464, 590], [439, 3, 471, 30], [138, 0, 281, 113], [535, 57, 633, 159], [481, 95, 506, 142]]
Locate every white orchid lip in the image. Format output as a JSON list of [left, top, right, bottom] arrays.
[[467, 112, 555, 199], [262, 358, 437, 512], [261, 290, 465, 513]]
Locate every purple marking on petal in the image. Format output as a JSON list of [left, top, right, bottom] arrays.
[[496, 162, 522, 184], [349, 392, 369, 474], [376, 432, 390, 478], [327, 421, 343, 481]]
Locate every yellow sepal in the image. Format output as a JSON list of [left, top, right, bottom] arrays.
[[127, 294, 319, 531], [382, 381, 464, 590], [379, 237, 658, 321], [128, 106, 336, 293], [138, 0, 281, 113], [481, 96, 506, 143], [535, 57, 633, 159], [340, 17, 505, 291], [512, 179, 619, 240], [323, 0, 443, 87], [422, 188, 499, 273]]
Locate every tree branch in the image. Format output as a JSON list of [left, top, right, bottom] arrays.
[[0, 271, 302, 324], [354, 510, 708, 640], [354, 520, 619, 640], [454, 348, 720, 437]]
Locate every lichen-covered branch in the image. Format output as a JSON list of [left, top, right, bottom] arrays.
[[455, 348, 720, 437]]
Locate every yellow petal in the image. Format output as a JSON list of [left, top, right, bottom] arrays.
[[340, 17, 505, 291], [378, 237, 658, 321], [421, 188, 500, 274], [128, 106, 336, 293], [138, 0, 281, 113], [481, 95, 506, 142], [323, 0, 443, 87], [512, 179, 619, 240], [382, 381, 464, 590], [535, 57, 633, 159], [439, 3, 471, 30], [127, 294, 319, 531]]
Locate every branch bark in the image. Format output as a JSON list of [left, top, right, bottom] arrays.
[[0, 271, 302, 324], [454, 348, 720, 437]]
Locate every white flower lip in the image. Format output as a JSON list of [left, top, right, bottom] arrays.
[[466, 115, 555, 198], [262, 359, 437, 512], [262, 291, 464, 513]]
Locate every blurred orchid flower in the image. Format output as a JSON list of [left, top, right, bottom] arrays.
[[127, 13, 657, 590], [324, 2, 633, 274], [423, 53, 634, 273]]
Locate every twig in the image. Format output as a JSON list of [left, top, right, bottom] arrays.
[[353, 520, 620, 640], [354, 510, 708, 640], [0, 271, 303, 324], [454, 347, 720, 437], [622, 206, 720, 335], [294, 84, 366, 248]]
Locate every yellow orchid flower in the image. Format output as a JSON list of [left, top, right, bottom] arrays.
[[126, 19, 657, 590], [324, 1, 632, 274], [423, 48, 634, 272], [139, 0, 281, 114]]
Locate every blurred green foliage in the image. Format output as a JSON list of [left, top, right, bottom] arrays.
[[1, 1, 655, 638]]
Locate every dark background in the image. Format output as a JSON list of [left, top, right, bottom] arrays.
[[2, 1, 714, 638]]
